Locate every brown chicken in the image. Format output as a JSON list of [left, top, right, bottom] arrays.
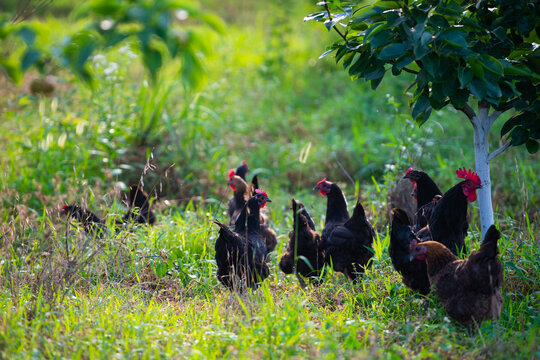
[[279, 199, 325, 287], [409, 225, 504, 327]]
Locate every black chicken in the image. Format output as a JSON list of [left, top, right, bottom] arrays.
[[227, 170, 276, 254], [314, 178, 350, 241], [235, 160, 249, 180], [409, 225, 503, 327], [315, 179, 375, 280], [123, 184, 156, 225], [61, 205, 113, 236], [62, 184, 156, 235], [403, 168, 442, 230], [279, 199, 325, 286], [214, 189, 272, 291], [389, 208, 430, 295], [323, 198, 375, 280]]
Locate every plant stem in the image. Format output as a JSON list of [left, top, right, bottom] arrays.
[[324, 3, 348, 42]]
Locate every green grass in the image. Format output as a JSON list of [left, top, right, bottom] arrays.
[[0, 1, 539, 358]]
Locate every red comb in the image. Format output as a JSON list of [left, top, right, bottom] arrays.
[[242, 160, 247, 166], [405, 168, 413, 175], [62, 205, 67, 211], [255, 188, 268, 197], [456, 168, 481, 185], [228, 170, 235, 178], [317, 178, 327, 187]]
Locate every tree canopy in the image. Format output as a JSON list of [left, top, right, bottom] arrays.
[[306, 0, 540, 153]]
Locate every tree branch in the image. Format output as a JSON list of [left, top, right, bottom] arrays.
[[487, 140, 512, 162], [324, 3, 348, 43], [498, 97, 520, 112], [402, 67, 419, 75], [456, 104, 476, 126]]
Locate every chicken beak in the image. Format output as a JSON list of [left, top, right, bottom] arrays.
[[266, 198, 272, 202], [408, 254, 415, 262], [313, 185, 320, 191]]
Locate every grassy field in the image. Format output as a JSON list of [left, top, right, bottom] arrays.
[[0, 1, 538, 358]]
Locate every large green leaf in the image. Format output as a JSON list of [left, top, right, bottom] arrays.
[[142, 45, 163, 83], [21, 49, 40, 71], [480, 55, 503, 77], [378, 43, 406, 60], [525, 139, 539, 153]]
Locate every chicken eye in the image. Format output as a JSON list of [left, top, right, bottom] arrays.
[[415, 246, 421, 252]]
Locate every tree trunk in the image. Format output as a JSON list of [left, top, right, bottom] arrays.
[[472, 103, 494, 239]]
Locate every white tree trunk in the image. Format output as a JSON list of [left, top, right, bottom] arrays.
[[472, 103, 494, 239]]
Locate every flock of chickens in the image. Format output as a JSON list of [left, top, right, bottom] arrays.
[[61, 161, 504, 329]]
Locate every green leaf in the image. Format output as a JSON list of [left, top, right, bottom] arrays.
[[492, 26, 507, 41], [484, 78, 502, 99], [480, 55, 503, 77], [386, 11, 405, 27], [378, 43, 406, 61], [394, 55, 413, 70], [501, 116, 519, 136], [21, 49, 40, 71], [511, 126, 529, 146], [412, 96, 430, 120], [449, 88, 469, 108], [468, 58, 484, 78], [525, 139, 539, 153], [371, 77, 383, 89], [324, 12, 347, 31], [143, 46, 163, 83], [469, 77, 487, 99], [440, 28, 467, 48], [364, 23, 387, 44], [457, 66, 473, 88], [422, 54, 440, 77], [319, 49, 335, 59], [503, 62, 540, 79], [349, 52, 370, 76], [428, 14, 449, 29], [369, 29, 395, 49], [304, 11, 327, 22], [18, 27, 35, 45], [365, 65, 386, 80], [353, 6, 382, 24]]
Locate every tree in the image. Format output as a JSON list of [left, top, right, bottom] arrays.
[[305, 0, 540, 237]]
